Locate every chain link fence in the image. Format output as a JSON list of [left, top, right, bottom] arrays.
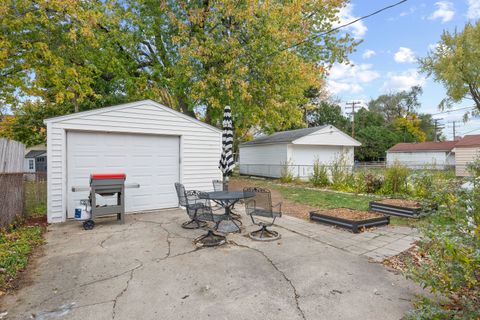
[[239, 162, 455, 179]]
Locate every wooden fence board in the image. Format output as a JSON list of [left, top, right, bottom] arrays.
[[0, 138, 25, 173]]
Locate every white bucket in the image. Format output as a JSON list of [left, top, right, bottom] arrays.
[[74, 206, 91, 221]]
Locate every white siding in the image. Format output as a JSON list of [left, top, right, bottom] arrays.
[[386, 151, 450, 169], [454, 147, 480, 176], [288, 145, 353, 178], [45, 101, 222, 223], [239, 144, 288, 178]]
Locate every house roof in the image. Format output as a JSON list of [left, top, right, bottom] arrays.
[[241, 126, 328, 146], [25, 150, 46, 158], [454, 134, 480, 147], [387, 141, 457, 152]]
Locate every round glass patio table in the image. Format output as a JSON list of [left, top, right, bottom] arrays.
[[200, 191, 255, 233]]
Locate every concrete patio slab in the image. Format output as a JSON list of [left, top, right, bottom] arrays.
[[1, 209, 423, 320]]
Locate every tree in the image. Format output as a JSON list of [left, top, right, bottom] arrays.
[[392, 113, 427, 142], [304, 98, 348, 131], [1, 0, 359, 142], [419, 21, 480, 112], [418, 113, 443, 141], [355, 126, 400, 161], [350, 107, 384, 131], [368, 86, 423, 124]]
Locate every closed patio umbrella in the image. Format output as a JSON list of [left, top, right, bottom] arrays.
[[219, 105, 235, 181]]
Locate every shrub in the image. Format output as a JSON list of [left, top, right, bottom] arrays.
[[310, 159, 329, 187], [406, 160, 480, 319], [382, 161, 410, 195], [364, 172, 383, 194], [280, 159, 295, 183], [330, 153, 353, 189]]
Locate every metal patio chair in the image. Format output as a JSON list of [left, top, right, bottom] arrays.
[[189, 191, 228, 247], [174, 182, 208, 229], [243, 187, 282, 241]]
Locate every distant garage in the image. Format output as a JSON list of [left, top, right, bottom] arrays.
[[44, 100, 222, 223]]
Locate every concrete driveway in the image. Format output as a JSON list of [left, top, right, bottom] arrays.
[[1, 209, 423, 320]]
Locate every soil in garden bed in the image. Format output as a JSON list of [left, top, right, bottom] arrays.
[[376, 198, 422, 209], [318, 208, 384, 221]]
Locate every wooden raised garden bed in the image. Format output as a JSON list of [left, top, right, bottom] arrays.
[[369, 199, 433, 218], [309, 208, 390, 233]]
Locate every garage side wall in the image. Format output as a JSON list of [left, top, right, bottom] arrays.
[[46, 103, 221, 223], [455, 147, 480, 176], [239, 144, 288, 178], [386, 151, 449, 169]]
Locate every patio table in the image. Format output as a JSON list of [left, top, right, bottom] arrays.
[[200, 191, 255, 233]]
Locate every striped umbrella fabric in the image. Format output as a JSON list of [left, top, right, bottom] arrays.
[[219, 106, 235, 177]]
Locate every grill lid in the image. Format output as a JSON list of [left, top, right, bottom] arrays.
[[91, 173, 126, 180]]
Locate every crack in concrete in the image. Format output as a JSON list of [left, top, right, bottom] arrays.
[[229, 241, 306, 320], [112, 259, 143, 319]]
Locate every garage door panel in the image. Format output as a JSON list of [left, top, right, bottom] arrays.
[[67, 131, 180, 217]]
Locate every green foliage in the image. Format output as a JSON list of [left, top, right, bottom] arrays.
[[0, 225, 44, 290], [367, 86, 423, 124], [280, 159, 295, 183], [304, 98, 349, 132], [329, 154, 354, 190], [355, 126, 400, 161], [406, 165, 480, 319], [419, 21, 480, 112], [310, 159, 330, 187], [1, 0, 359, 144], [382, 162, 410, 195]]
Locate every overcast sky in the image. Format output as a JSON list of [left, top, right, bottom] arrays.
[[328, 0, 480, 139]]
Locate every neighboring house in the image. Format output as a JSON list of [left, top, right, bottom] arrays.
[[44, 99, 222, 223], [239, 125, 361, 179], [0, 138, 25, 173], [452, 134, 480, 176], [24, 150, 47, 173], [386, 141, 457, 169]]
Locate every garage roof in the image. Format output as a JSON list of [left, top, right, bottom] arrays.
[[388, 141, 457, 152], [43, 99, 221, 133], [454, 134, 480, 147], [241, 126, 328, 146]]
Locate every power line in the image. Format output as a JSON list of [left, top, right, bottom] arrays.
[[430, 106, 475, 116], [271, 0, 408, 56]]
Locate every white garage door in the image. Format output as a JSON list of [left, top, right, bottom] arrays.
[[66, 131, 180, 218]]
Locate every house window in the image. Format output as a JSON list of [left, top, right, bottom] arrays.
[[29, 159, 34, 170]]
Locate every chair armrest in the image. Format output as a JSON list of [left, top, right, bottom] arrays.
[[272, 202, 282, 217]]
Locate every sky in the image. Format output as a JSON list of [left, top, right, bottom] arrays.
[[329, 0, 480, 139]]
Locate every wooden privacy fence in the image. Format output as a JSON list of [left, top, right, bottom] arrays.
[[0, 138, 25, 173], [0, 173, 25, 228]]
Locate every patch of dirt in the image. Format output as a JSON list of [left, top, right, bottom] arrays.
[[25, 215, 48, 228], [229, 178, 316, 220], [377, 198, 422, 209], [315, 208, 384, 221]]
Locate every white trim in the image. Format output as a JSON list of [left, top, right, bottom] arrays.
[[43, 99, 221, 134], [293, 125, 362, 146]]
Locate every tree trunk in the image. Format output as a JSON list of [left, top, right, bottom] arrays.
[[177, 95, 196, 118]]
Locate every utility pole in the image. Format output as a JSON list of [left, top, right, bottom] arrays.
[[346, 101, 361, 138], [452, 121, 456, 140], [433, 118, 444, 142]]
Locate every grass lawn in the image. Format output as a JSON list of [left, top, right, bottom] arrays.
[[233, 177, 429, 227], [271, 184, 379, 211]]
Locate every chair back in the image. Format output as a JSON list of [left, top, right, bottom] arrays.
[[243, 187, 272, 213], [212, 179, 228, 192], [174, 182, 188, 207]]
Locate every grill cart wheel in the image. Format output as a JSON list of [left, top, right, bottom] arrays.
[[83, 219, 95, 230]]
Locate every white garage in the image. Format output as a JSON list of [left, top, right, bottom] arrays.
[[239, 125, 361, 179], [45, 100, 222, 223]]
